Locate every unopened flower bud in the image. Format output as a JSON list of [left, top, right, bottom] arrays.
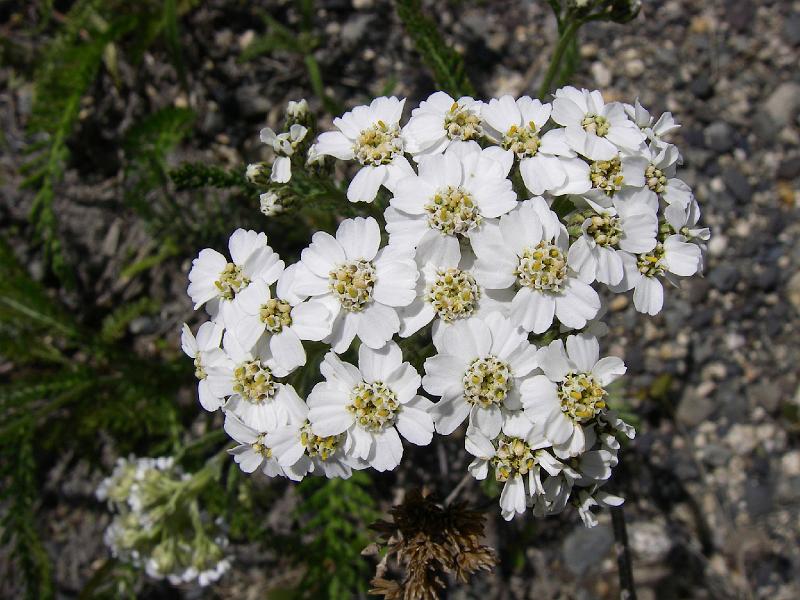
[[246, 162, 270, 186]]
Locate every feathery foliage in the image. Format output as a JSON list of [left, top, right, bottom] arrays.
[[394, 0, 476, 98], [21, 0, 198, 283], [294, 472, 377, 599], [0, 427, 54, 600]]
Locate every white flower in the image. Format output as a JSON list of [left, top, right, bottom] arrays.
[[471, 198, 600, 334], [638, 143, 692, 208], [195, 557, 231, 587], [266, 402, 364, 480], [576, 489, 624, 528], [481, 95, 590, 196], [664, 197, 710, 244], [422, 312, 539, 439], [290, 216, 417, 353], [566, 193, 658, 286], [465, 413, 564, 521], [260, 123, 308, 183], [286, 98, 309, 119], [551, 86, 645, 160], [312, 96, 413, 202], [385, 141, 517, 265], [611, 234, 702, 315], [520, 334, 625, 457], [624, 99, 680, 147], [229, 264, 334, 371], [206, 331, 306, 431], [181, 321, 226, 411], [398, 244, 513, 341], [582, 151, 647, 206], [223, 412, 286, 477], [187, 229, 285, 327], [307, 343, 434, 472], [403, 91, 483, 158], [245, 162, 268, 184], [259, 192, 283, 216]]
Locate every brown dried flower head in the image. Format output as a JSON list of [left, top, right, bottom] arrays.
[[367, 489, 497, 599]]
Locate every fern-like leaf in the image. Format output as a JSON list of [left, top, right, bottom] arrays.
[[394, 0, 476, 98], [295, 473, 377, 599], [0, 427, 55, 600]]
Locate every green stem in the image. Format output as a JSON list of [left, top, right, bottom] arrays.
[[538, 19, 581, 100], [611, 505, 637, 600]]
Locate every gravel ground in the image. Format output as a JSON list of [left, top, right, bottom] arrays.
[[2, 1, 799, 598]]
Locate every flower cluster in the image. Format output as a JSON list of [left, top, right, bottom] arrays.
[[97, 456, 230, 587], [183, 87, 708, 524]]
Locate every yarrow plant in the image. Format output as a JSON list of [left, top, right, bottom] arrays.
[[180, 84, 707, 525], [168, 80, 708, 592]]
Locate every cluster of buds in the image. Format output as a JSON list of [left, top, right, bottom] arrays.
[[97, 456, 230, 587]]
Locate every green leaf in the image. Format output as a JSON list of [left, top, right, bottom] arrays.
[[394, 0, 476, 98], [0, 427, 54, 600]]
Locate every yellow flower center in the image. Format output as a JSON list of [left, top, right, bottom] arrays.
[[251, 434, 273, 458], [492, 435, 537, 482], [586, 213, 622, 247], [233, 360, 276, 404], [300, 421, 341, 461], [515, 241, 568, 292], [582, 114, 610, 137], [557, 372, 606, 422], [443, 102, 482, 141], [354, 120, 403, 166], [329, 260, 376, 312], [637, 243, 665, 278], [194, 354, 206, 380], [425, 186, 482, 236], [426, 268, 480, 322], [260, 298, 293, 333], [590, 156, 624, 196], [348, 381, 399, 432], [645, 164, 667, 194], [502, 122, 540, 158], [215, 262, 250, 300], [463, 356, 512, 408]]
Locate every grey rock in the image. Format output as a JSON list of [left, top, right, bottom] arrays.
[[752, 112, 781, 144], [129, 316, 158, 335], [776, 156, 800, 179], [686, 278, 710, 304], [753, 265, 778, 291], [722, 168, 752, 203], [747, 381, 782, 413], [725, 0, 755, 32], [776, 477, 800, 503], [235, 84, 271, 119], [720, 382, 748, 422], [764, 82, 800, 127], [341, 15, 373, 48], [561, 525, 613, 575], [690, 76, 714, 100], [704, 121, 734, 153], [703, 444, 729, 467], [745, 479, 773, 517], [677, 390, 715, 426], [708, 264, 739, 292], [784, 14, 800, 46]]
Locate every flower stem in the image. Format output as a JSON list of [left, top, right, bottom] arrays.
[[538, 19, 581, 100], [444, 472, 474, 505], [611, 505, 637, 600]]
